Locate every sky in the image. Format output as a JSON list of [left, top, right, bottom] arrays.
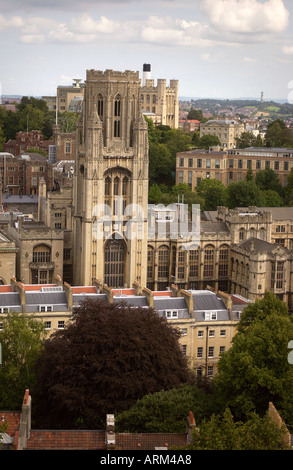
[[1, 0, 293, 101]]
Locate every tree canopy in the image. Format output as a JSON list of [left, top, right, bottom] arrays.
[[32, 299, 194, 429], [214, 292, 293, 423], [184, 408, 289, 450], [0, 312, 47, 410]]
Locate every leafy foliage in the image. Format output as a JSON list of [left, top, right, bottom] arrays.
[[0, 312, 47, 410], [32, 299, 194, 429], [214, 293, 293, 423], [116, 382, 212, 433], [185, 408, 289, 450]]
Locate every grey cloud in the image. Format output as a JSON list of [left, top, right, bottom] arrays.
[[1, 0, 143, 12]]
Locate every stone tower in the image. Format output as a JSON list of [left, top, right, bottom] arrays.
[[73, 69, 149, 288]]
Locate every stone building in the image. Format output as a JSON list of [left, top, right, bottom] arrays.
[[200, 120, 245, 149], [3, 130, 53, 157], [0, 152, 53, 196], [140, 64, 179, 128], [57, 79, 84, 113], [73, 69, 149, 288], [176, 146, 293, 188], [0, 231, 18, 285]]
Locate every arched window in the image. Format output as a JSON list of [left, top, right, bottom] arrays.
[[114, 95, 121, 137], [189, 248, 199, 278], [158, 246, 169, 279], [239, 228, 245, 241], [122, 176, 129, 212], [97, 94, 104, 118], [33, 244, 51, 263], [147, 246, 154, 281], [203, 245, 214, 278], [177, 248, 186, 280], [104, 238, 125, 288], [113, 176, 119, 196], [114, 95, 121, 116], [218, 244, 229, 278], [259, 228, 265, 240]]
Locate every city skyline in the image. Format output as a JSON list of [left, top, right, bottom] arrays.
[[1, 0, 293, 101]]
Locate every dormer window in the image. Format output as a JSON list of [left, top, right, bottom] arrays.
[[39, 305, 53, 312], [204, 311, 217, 321], [165, 310, 178, 318]]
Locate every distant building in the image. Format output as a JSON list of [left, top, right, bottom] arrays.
[[57, 79, 84, 113], [0, 152, 53, 196], [176, 146, 293, 187], [3, 130, 52, 157], [200, 120, 245, 149], [141, 64, 179, 128], [179, 120, 200, 133]]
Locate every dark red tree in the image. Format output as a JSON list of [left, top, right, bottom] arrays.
[[32, 299, 194, 429]]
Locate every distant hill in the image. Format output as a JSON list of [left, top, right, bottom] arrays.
[[179, 97, 293, 120]]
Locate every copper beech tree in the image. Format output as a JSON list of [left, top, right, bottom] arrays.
[[32, 299, 194, 429]]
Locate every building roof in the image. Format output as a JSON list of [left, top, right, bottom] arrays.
[[203, 120, 242, 126], [238, 237, 279, 253], [113, 296, 149, 307], [190, 290, 226, 311], [200, 220, 230, 234], [0, 292, 21, 308]]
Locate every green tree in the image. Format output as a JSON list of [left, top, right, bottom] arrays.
[[265, 119, 293, 147], [32, 299, 194, 429], [227, 180, 264, 208], [0, 124, 5, 151], [149, 142, 173, 186], [187, 109, 207, 122], [58, 111, 79, 133], [148, 184, 162, 204], [0, 312, 47, 410], [237, 291, 289, 333], [255, 167, 282, 194], [261, 189, 283, 207], [196, 178, 228, 210], [214, 293, 293, 423], [199, 134, 221, 150], [185, 408, 289, 450], [116, 383, 211, 433], [236, 131, 263, 149]]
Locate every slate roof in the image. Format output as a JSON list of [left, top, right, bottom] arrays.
[[25, 291, 68, 312], [72, 293, 108, 305], [238, 237, 279, 253], [153, 297, 190, 319], [113, 296, 149, 307], [200, 220, 229, 234], [0, 292, 22, 311], [190, 290, 226, 311]]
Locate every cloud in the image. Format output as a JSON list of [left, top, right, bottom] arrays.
[[243, 56, 257, 62], [0, 0, 140, 13], [70, 13, 120, 34], [283, 45, 293, 55], [0, 14, 25, 30], [200, 0, 289, 35]]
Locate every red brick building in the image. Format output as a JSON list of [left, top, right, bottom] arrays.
[[3, 130, 53, 157], [0, 152, 53, 195]]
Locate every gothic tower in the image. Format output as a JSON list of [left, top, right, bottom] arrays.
[[73, 69, 149, 288]]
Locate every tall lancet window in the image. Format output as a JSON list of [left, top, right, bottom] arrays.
[[114, 94, 121, 137], [97, 94, 104, 119]]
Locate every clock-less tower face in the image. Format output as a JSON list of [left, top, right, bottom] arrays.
[[73, 69, 149, 288]]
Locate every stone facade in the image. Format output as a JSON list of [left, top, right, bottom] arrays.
[[176, 146, 293, 188], [141, 76, 179, 129], [200, 120, 245, 149], [73, 69, 149, 288], [0, 231, 18, 284]]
